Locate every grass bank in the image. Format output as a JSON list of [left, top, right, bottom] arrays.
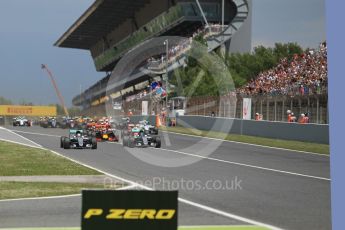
[[0, 141, 106, 200], [0, 226, 270, 230], [0, 181, 106, 200], [0, 141, 101, 176], [163, 126, 329, 155]]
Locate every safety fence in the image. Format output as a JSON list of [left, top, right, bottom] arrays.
[[81, 93, 328, 124], [184, 94, 328, 124], [124, 115, 329, 144]]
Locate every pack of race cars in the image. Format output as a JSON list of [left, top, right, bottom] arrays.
[[59, 117, 161, 150], [12, 115, 161, 150], [121, 120, 161, 148]]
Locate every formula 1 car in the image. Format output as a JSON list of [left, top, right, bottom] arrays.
[[60, 129, 97, 149], [138, 120, 159, 135], [85, 122, 118, 142], [57, 117, 76, 129], [13, 117, 32, 127], [41, 117, 58, 128], [122, 126, 161, 148], [94, 125, 118, 142]]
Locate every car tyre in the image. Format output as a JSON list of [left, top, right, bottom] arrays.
[[60, 136, 65, 148], [91, 137, 97, 149], [155, 137, 161, 148], [63, 138, 71, 149], [122, 136, 128, 147]]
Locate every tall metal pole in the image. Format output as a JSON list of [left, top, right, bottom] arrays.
[[164, 39, 169, 110], [222, 0, 225, 28], [195, 0, 209, 29], [41, 64, 69, 117]]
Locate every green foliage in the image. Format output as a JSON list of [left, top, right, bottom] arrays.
[[49, 104, 81, 116], [0, 97, 12, 105], [169, 42, 304, 97], [226, 42, 303, 87], [0, 97, 35, 106], [68, 106, 82, 117], [19, 99, 34, 106], [169, 38, 235, 97]]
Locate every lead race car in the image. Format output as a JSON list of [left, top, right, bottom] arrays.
[[60, 129, 97, 149], [123, 126, 161, 148]]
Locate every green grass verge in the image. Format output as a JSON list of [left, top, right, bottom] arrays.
[[179, 227, 269, 230], [163, 126, 329, 155], [0, 141, 108, 199], [0, 141, 101, 176], [0, 226, 270, 230], [0, 181, 106, 200]]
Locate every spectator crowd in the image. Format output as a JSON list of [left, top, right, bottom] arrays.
[[237, 42, 328, 96]]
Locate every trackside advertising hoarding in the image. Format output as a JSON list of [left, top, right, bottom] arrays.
[[81, 190, 178, 230], [242, 98, 252, 120], [0, 105, 57, 116], [142, 101, 148, 116]]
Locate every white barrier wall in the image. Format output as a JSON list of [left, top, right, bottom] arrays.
[[129, 115, 329, 144]]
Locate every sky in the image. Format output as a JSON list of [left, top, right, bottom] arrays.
[[252, 0, 326, 48], [0, 0, 326, 107]]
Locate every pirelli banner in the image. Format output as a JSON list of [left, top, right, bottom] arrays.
[[0, 105, 57, 116], [82, 190, 178, 230]]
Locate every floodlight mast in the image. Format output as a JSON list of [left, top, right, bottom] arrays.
[[41, 64, 69, 117]]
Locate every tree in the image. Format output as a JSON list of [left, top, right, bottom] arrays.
[[68, 107, 82, 117], [0, 97, 12, 105], [226, 42, 304, 88], [170, 42, 304, 97]]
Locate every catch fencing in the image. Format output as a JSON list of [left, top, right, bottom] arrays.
[[185, 94, 328, 124]]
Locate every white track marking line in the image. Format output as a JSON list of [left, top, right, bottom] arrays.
[[7, 130, 283, 230], [0, 226, 259, 230], [0, 194, 81, 202], [9, 129, 329, 181], [178, 198, 282, 230], [9, 128, 329, 157], [8, 129, 60, 138], [180, 225, 258, 228], [0, 184, 137, 203], [0, 138, 44, 149], [49, 151, 283, 230], [2, 128, 42, 147], [108, 141, 330, 181], [154, 147, 330, 181], [162, 130, 329, 157], [116, 184, 138, 190]]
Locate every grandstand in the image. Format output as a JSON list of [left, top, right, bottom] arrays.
[[55, 0, 251, 116]]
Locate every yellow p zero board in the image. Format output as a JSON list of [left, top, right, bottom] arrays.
[[0, 105, 57, 116]]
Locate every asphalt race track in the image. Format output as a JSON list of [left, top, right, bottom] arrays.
[[0, 126, 331, 230]]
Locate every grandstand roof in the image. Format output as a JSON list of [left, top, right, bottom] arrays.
[[54, 0, 150, 49]]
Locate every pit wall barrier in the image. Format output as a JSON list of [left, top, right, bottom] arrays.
[[129, 115, 329, 144]]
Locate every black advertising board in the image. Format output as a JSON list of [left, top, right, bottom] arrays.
[[81, 190, 178, 230]]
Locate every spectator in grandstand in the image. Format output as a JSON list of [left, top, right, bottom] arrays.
[[237, 42, 328, 97]]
